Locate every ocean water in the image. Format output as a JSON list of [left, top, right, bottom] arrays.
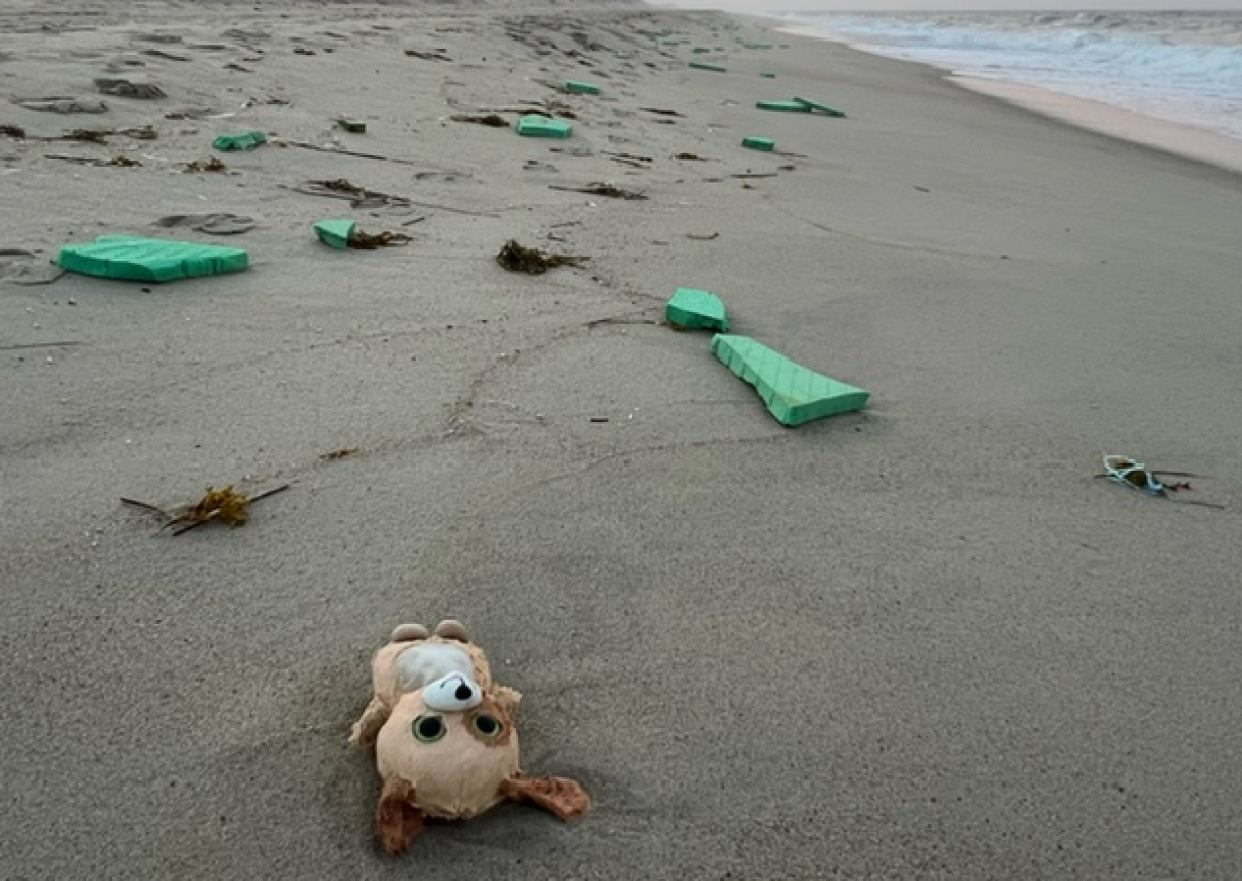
[[774, 10, 1242, 141]]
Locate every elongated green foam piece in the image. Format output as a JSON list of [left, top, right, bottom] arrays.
[[792, 96, 847, 117], [565, 80, 601, 95], [516, 114, 573, 138], [666, 287, 729, 332], [212, 130, 267, 151], [756, 100, 811, 113], [314, 219, 355, 250], [760, 72, 777, 79], [711, 334, 869, 426], [741, 136, 775, 152], [57, 235, 249, 282], [692, 47, 710, 54], [689, 61, 726, 72]]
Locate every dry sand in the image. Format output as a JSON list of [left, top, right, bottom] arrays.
[[3, 2, 1242, 879]]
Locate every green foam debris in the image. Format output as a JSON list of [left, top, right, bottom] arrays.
[[666, 288, 730, 332], [212, 131, 267, 151], [792, 97, 847, 117], [756, 100, 811, 113], [689, 61, 726, 72], [516, 115, 573, 138], [711, 334, 870, 426], [57, 235, 249, 283], [314, 219, 355, 249], [565, 80, 601, 95], [741, 136, 775, 152]]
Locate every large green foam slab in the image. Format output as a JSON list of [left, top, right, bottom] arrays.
[[711, 334, 869, 426], [666, 287, 729, 332], [57, 235, 249, 282]]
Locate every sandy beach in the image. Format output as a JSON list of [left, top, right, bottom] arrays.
[[3, 2, 1242, 879]]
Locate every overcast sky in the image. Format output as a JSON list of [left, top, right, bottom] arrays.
[[654, 1, 1242, 10]]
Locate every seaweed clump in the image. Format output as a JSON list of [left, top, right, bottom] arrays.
[[496, 239, 585, 275]]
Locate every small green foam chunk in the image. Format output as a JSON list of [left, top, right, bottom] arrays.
[[692, 47, 710, 54], [212, 130, 267, 151], [565, 80, 601, 96], [711, 334, 869, 427], [756, 100, 811, 113], [57, 235, 249, 283], [760, 72, 777, 79], [666, 287, 730, 332], [337, 118, 367, 133], [314, 219, 356, 250], [689, 61, 726, 73], [741, 136, 775, 152], [792, 97, 847, 117], [516, 115, 573, 138]]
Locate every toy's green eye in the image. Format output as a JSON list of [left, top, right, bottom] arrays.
[[472, 714, 503, 739], [412, 715, 446, 743]]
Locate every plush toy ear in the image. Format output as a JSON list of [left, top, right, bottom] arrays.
[[376, 778, 424, 855], [499, 773, 591, 822]]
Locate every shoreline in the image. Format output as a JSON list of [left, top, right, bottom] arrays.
[[770, 18, 1242, 177]]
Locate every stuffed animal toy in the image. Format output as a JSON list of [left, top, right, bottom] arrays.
[[349, 618, 590, 854]]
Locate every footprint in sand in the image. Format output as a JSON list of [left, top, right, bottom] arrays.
[[94, 78, 166, 100], [14, 98, 109, 114], [154, 213, 256, 235], [131, 33, 183, 45]]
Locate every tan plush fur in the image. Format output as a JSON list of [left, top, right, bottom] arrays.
[[350, 619, 591, 855]]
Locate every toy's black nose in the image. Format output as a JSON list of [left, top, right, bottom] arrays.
[[455, 684, 473, 701]]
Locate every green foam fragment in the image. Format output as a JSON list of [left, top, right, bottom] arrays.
[[212, 130, 267, 151], [666, 288, 729, 332], [57, 235, 249, 283], [756, 100, 811, 113], [516, 115, 573, 138], [760, 72, 777, 79], [692, 47, 710, 54], [742, 136, 775, 152], [711, 334, 869, 427], [689, 61, 726, 72], [565, 80, 601, 95], [337, 118, 366, 133], [314, 219, 355, 249], [792, 97, 847, 117]]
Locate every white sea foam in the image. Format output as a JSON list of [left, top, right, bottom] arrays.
[[775, 10, 1242, 141]]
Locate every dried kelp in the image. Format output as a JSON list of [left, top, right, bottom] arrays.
[[549, 182, 646, 200], [289, 178, 411, 209], [349, 229, 411, 249], [121, 484, 289, 535], [183, 156, 228, 172], [639, 106, 685, 117], [496, 239, 585, 274]]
